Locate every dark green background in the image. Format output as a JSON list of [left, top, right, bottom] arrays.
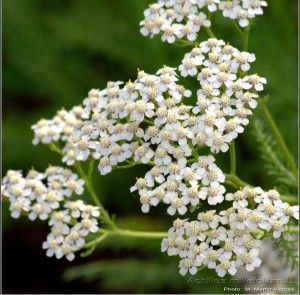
[[2, 0, 298, 293]]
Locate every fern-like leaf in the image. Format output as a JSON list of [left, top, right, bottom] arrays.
[[252, 118, 298, 189], [273, 231, 299, 271]]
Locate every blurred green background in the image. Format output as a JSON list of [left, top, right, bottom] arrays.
[[2, 0, 298, 293]]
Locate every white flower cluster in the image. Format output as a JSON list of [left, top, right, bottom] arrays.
[[31, 106, 86, 148], [2, 167, 100, 261], [43, 201, 99, 261], [131, 155, 226, 214], [161, 187, 299, 277], [31, 39, 264, 175], [179, 38, 266, 153], [27, 36, 297, 277], [140, 0, 268, 43]]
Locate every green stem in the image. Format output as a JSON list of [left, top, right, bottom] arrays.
[[74, 162, 117, 230], [100, 228, 167, 239], [49, 142, 64, 156], [81, 228, 167, 250], [224, 173, 250, 189], [204, 27, 216, 39], [203, 13, 216, 39], [81, 233, 109, 249], [229, 141, 236, 175], [88, 159, 94, 179], [243, 24, 251, 51], [260, 105, 298, 179], [174, 38, 197, 47], [143, 119, 154, 126], [239, 20, 298, 188], [197, 265, 207, 272], [232, 20, 244, 37], [113, 160, 142, 170]]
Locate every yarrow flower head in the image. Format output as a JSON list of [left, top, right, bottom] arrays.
[[2, 167, 100, 261], [140, 0, 268, 44], [5, 2, 298, 282], [160, 186, 298, 277]]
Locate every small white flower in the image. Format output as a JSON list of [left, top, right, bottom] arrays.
[[49, 223, 70, 240], [281, 203, 299, 222], [169, 85, 192, 102], [181, 185, 201, 207], [198, 210, 219, 229], [244, 210, 271, 231], [179, 257, 200, 276], [200, 38, 225, 53], [271, 220, 285, 238], [201, 164, 225, 186], [161, 237, 178, 256], [49, 210, 71, 226], [229, 208, 250, 230], [28, 201, 51, 221], [167, 197, 189, 215], [175, 236, 191, 258], [134, 144, 155, 164], [168, 218, 187, 236], [161, 23, 180, 43], [236, 91, 258, 109], [200, 183, 225, 205], [234, 107, 253, 126], [206, 226, 227, 245], [220, 237, 237, 259], [243, 74, 267, 91], [202, 247, 220, 269], [236, 248, 262, 272], [206, 131, 232, 153], [42, 235, 63, 258], [9, 196, 31, 219], [65, 200, 85, 218], [73, 135, 95, 161], [154, 146, 172, 166], [98, 157, 113, 175], [232, 51, 256, 72], [146, 166, 166, 184], [66, 227, 86, 247], [139, 192, 155, 213], [226, 189, 248, 208], [65, 177, 85, 197], [235, 234, 262, 255], [81, 205, 100, 219], [188, 242, 209, 263], [62, 145, 77, 166], [242, 0, 268, 16], [76, 218, 99, 236], [185, 220, 207, 243], [55, 242, 77, 261], [179, 57, 198, 77], [216, 258, 237, 277]]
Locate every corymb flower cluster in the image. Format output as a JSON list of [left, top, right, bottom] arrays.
[[31, 39, 265, 171], [2, 4, 298, 280], [2, 167, 100, 261], [140, 0, 268, 43], [9, 38, 296, 277], [162, 187, 299, 277]]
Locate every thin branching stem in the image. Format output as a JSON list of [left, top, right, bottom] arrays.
[[260, 105, 298, 179], [229, 141, 236, 176], [74, 162, 117, 230], [204, 27, 216, 38]]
